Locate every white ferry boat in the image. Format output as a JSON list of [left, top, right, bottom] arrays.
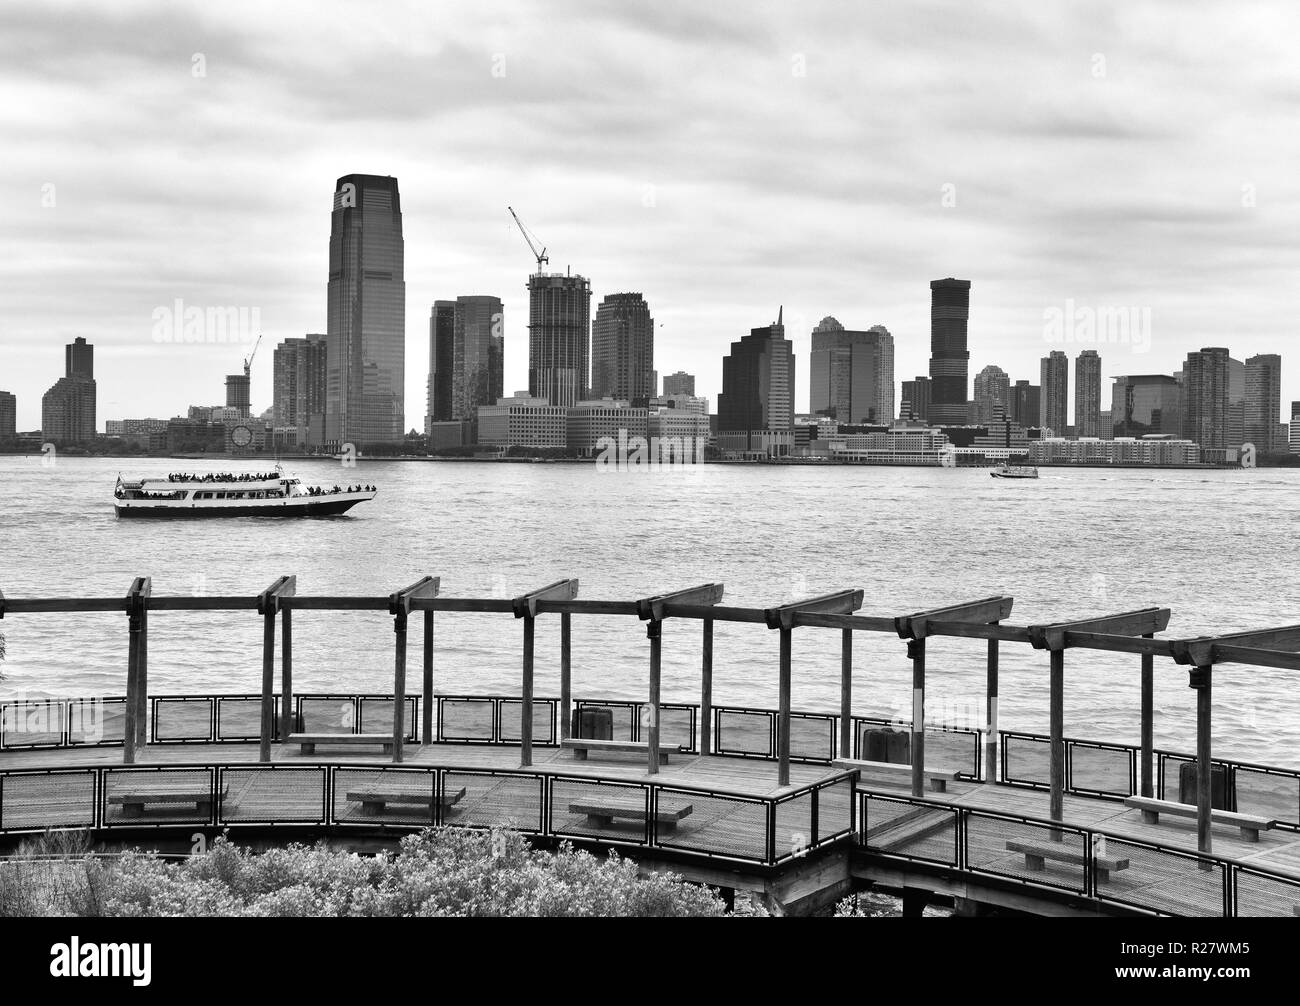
[[114, 467, 377, 518], [990, 464, 1039, 479]]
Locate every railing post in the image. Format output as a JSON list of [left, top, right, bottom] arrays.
[[280, 606, 293, 743], [647, 619, 662, 775], [137, 602, 148, 748], [839, 628, 852, 759], [422, 609, 434, 745], [1140, 634, 1154, 798], [1049, 648, 1064, 826], [1191, 663, 1213, 862], [560, 612, 571, 742], [521, 615, 535, 768], [909, 638, 925, 798], [985, 637, 998, 783], [700, 616, 713, 755], [123, 600, 141, 765], [778, 626, 792, 787], [392, 609, 407, 764], [259, 601, 276, 763]]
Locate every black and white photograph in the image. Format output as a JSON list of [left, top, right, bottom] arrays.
[[0, 0, 1295, 978]]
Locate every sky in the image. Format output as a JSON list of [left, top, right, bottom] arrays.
[[3, 0, 1300, 431]]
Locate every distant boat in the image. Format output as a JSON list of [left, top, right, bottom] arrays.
[[990, 464, 1039, 479], [114, 466, 378, 518]]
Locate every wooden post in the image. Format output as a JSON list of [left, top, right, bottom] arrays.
[[280, 607, 293, 743], [560, 612, 572, 742], [422, 609, 434, 745], [700, 617, 713, 755], [392, 611, 407, 763], [839, 628, 852, 759], [647, 620, 662, 775], [521, 616, 534, 767], [1140, 636, 1154, 798], [1192, 664, 1213, 860], [1049, 648, 1064, 825], [778, 627, 792, 787], [910, 638, 926, 798], [123, 604, 141, 765], [985, 637, 999, 784], [137, 604, 149, 748], [259, 605, 276, 763]]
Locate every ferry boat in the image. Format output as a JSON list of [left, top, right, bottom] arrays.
[[113, 467, 377, 518], [990, 464, 1039, 479]]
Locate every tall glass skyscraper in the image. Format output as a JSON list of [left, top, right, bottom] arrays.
[[718, 309, 795, 455], [528, 272, 591, 408], [1111, 374, 1182, 439], [452, 296, 504, 420], [927, 278, 971, 424], [591, 293, 655, 402], [426, 301, 456, 430], [809, 318, 895, 424], [326, 174, 405, 448]]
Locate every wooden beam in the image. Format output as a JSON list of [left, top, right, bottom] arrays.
[[1190, 665, 1213, 860], [910, 638, 925, 797], [1049, 649, 1064, 824], [896, 596, 1014, 640], [512, 579, 580, 619], [1209, 644, 1300, 671], [637, 583, 724, 623], [647, 620, 662, 775], [390, 576, 441, 614], [909, 619, 1032, 643], [280, 607, 293, 743], [390, 578, 440, 760], [1029, 607, 1171, 651], [840, 629, 852, 759], [422, 609, 434, 744], [985, 638, 998, 784], [521, 615, 535, 767], [764, 590, 864, 631], [560, 612, 571, 741], [1140, 633, 1154, 798], [1171, 624, 1300, 667], [778, 627, 792, 787], [701, 617, 714, 755], [256, 576, 295, 763], [660, 603, 768, 624], [789, 611, 899, 633], [1058, 631, 1176, 658]]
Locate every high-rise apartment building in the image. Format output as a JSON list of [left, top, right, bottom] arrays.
[[1245, 353, 1282, 453], [662, 371, 695, 397], [41, 337, 97, 443], [0, 391, 15, 439], [928, 278, 971, 425], [426, 301, 455, 431], [717, 309, 795, 456], [273, 334, 327, 446], [1010, 380, 1041, 429], [1040, 351, 1068, 435], [326, 173, 405, 448], [528, 272, 592, 408], [972, 364, 1010, 424], [900, 376, 932, 422], [1074, 349, 1101, 437], [809, 318, 895, 424], [591, 293, 655, 403], [1182, 347, 1231, 450]]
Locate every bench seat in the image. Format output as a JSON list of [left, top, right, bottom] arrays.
[[108, 783, 231, 818], [561, 738, 678, 764], [1123, 796, 1274, 842], [832, 758, 961, 793], [567, 798, 693, 830], [289, 732, 394, 755], [1005, 839, 1130, 883], [345, 785, 466, 816]]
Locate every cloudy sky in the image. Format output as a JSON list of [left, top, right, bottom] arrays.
[[4, 0, 1299, 430]]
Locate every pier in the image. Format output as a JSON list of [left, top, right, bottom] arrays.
[[2, 579, 1299, 916]]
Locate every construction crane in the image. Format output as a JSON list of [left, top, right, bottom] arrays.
[[243, 332, 262, 378], [508, 206, 549, 272]]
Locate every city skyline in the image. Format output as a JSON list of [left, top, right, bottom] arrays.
[[5, 4, 1300, 430]]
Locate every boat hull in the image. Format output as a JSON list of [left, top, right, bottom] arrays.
[[115, 495, 373, 519]]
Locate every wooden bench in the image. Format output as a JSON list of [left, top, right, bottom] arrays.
[[561, 738, 679, 764], [1123, 796, 1274, 842], [1005, 839, 1131, 883], [289, 732, 393, 755], [833, 758, 961, 793], [567, 798, 694, 831], [108, 782, 231, 819], [345, 785, 465, 816]]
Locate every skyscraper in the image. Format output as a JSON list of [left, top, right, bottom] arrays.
[[528, 272, 592, 408], [662, 371, 695, 397], [1245, 353, 1282, 453], [717, 309, 795, 455], [1290, 400, 1300, 455], [225, 373, 251, 418], [1182, 347, 1231, 450], [591, 293, 655, 403], [426, 301, 455, 430], [41, 337, 96, 443], [972, 364, 1010, 424], [0, 391, 15, 440], [273, 334, 327, 446], [809, 318, 895, 424], [1111, 375, 1183, 439], [1010, 380, 1041, 429], [1040, 351, 1068, 435], [1074, 349, 1102, 437], [451, 296, 505, 421], [326, 173, 405, 448], [900, 376, 932, 422], [928, 278, 971, 425]]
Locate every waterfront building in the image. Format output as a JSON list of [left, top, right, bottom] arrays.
[[1097, 409, 1113, 440], [475, 393, 567, 449], [565, 398, 649, 457], [1010, 380, 1040, 429], [1182, 347, 1231, 450], [647, 407, 710, 462], [0, 391, 18, 439], [662, 371, 695, 397], [1074, 349, 1101, 438], [273, 334, 327, 448], [326, 173, 406, 449], [826, 424, 953, 465], [1111, 375, 1182, 439], [1290, 401, 1300, 454], [426, 301, 455, 431], [809, 318, 895, 424], [927, 278, 971, 425], [41, 337, 96, 443], [900, 376, 932, 421], [1040, 350, 1068, 436], [528, 272, 592, 409], [1245, 353, 1282, 452], [591, 293, 655, 403], [972, 364, 1010, 425], [1029, 436, 1201, 466], [717, 309, 795, 457]]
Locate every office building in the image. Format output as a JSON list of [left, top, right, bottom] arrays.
[[476, 393, 567, 449], [426, 301, 455, 432], [1290, 401, 1300, 454], [1245, 354, 1282, 453], [900, 376, 932, 422], [591, 293, 654, 403], [1040, 351, 1068, 435], [41, 337, 97, 443], [662, 371, 695, 397], [528, 272, 592, 409], [927, 278, 971, 424], [1182, 347, 1231, 450], [1075, 350, 1101, 438], [326, 173, 406, 448], [0, 391, 15, 440], [809, 318, 895, 424], [451, 296, 505, 422], [972, 364, 1010, 424], [1011, 380, 1041, 430], [717, 309, 795, 456], [1111, 375, 1183, 439], [565, 398, 649, 457]]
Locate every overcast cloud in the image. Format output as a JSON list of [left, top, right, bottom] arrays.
[[3, 0, 1299, 428]]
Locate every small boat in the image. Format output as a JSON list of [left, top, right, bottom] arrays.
[[990, 464, 1039, 479], [114, 466, 377, 518]]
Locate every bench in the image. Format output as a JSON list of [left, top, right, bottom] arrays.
[[345, 785, 466, 816], [108, 782, 231, 819], [1123, 796, 1274, 842], [833, 758, 961, 793], [289, 732, 393, 755], [561, 738, 679, 764], [567, 798, 694, 831], [1005, 839, 1131, 883]]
